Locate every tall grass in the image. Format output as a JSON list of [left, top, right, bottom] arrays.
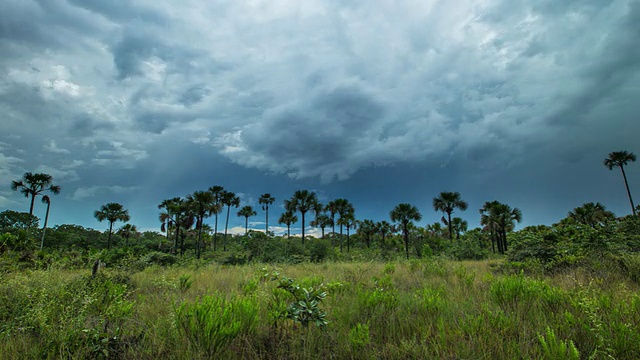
[[1, 258, 639, 359]]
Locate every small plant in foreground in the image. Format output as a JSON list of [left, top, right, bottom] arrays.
[[538, 326, 580, 360], [272, 274, 329, 329]]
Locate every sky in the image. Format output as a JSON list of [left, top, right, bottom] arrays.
[[1, 0, 639, 237]]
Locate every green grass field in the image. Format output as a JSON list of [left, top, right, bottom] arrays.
[[2, 257, 639, 359]]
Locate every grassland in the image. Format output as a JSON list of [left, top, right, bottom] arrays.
[[1, 257, 639, 359]]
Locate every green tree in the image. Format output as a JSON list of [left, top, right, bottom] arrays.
[[221, 190, 240, 251], [356, 219, 376, 248], [324, 200, 339, 241], [237, 205, 257, 235], [39, 195, 51, 250], [258, 193, 275, 235], [187, 191, 216, 259], [567, 202, 616, 229], [338, 212, 356, 252], [432, 191, 468, 240], [604, 151, 637, 215], [311, 214, 333, 239], [333, 198, 354, 252], [480, 201, 522, 254], [278, 211, 298, 239], [10, 172, 61, 230], [117, 224, 139, 246], [285, 190, 319, 247], [390, 203, 423, 259], [208, 186, 226, 251], [94, 202, 130, 249], [0, 210, 38, 231], [375, 220, 393, 248], [451, 217, 468, 240]]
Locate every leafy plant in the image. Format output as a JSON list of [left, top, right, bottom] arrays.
[[538, 327, 580, 360]]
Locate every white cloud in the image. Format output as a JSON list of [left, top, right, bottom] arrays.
[[70, 185, 142, 201]]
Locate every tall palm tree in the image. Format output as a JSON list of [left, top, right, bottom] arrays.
[[237, 206, 257, 235], [567, 202, 615, 229], [94, 203, 130, 250], [338, 212, 356, 252], [375, 221, 393, 248], [357, 219, 376, 248], [187, 190, 216, 259], [221, 190, 240, 251], [285, 190, 319, 247], [278, 211, 298, 239], [333, 198, 354, 252], [39, 195, 51, 250], [480, 201, 522, 254], [604, 151, 637, 215], [324, 200, 339, 241], [159, 197, 181, 253], [208, 186, 225, 251], [117, 224, 139, 246], [432, 191, 468, 240], [259, 193, 275, 235], [390, 203, 422, 259], [451, 217, 468, 240], [11, 172, 61, 224], [311, 214, 333, 239]]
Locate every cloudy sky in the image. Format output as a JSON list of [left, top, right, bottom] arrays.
[[1, 0, 639, 236]]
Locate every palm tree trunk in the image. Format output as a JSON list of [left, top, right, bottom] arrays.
[[174, 225, 180, 255], [40, 202, 50, 250], [346, 226, 350, 252], [224, 205, 231, 251], [447, 212, 453, 241], [108, 221, 113, 249], [339, 223, 344, 252], [245, 217, 249, 235], [301, 212, 306, 248], [321, 227, 325, 239], [196, 219, 202, 259], [403, 226, 409, 260], [213, 213, 219, 252], [29, 193, 36, 217], [265, 207, 269, 235], [620, 166, 636, 215]]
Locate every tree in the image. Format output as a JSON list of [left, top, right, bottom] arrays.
[[237, 206, 257, 235], [567, 202, 615, 229], [356, 219, 376, 248], [285, 190, 318, 247], [278, 211, 298, 239], [117, 224, 139, 246], [187, 190, 216, 259], [338, 212, 356, 252], [221, 190, 240, 251], [11, 172, 61, 229], [375, 221, 393, 248], [333, 198, 354, 252], [159, 197, 183, 254], [324, 200, 339, 242], [0, 210, 38, 231], [259, 193, 275, 235], [311, 214, 333, 239], [604, 151, 637, 215], [390, 203, 422, 259], [480, 201, 522, 254], [451, 217, 468, 240], [432, 191, 468, 240], [208, 186, 226, 251], [94, 203, 130, 250], [39, 195, 51, 250]]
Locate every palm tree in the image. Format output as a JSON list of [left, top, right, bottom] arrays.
[[94, 203, 130, 249], [159, 197, 181, 253], [285, 190, 319, 247], [338, 212, 356, 252], [208, 186, 225, 251], [567, 202, 615, 229], [333, 198, 354, 252], [375, 221, 393, 248], [451, 217, 468, 240], [480, 201, 522, 254], [311, 214, 333, 239], [11, 173, 61, 227], [390, 203, 422, 259], [325, 200, 339, 242], [432, 192, 468, 240], [238, 206, 257, 235], [39, 195, 51, 250], [357, 219, 376, 248], [278, 211, 298, 239], [259, 193, 275, 235], [187, 190, 216, 259], [604, 151, 637, 215], [117, 224, 139, 246], [221, 190, 240, 251]]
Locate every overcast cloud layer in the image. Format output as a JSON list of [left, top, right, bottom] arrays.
[[1, 0, 639, 234]]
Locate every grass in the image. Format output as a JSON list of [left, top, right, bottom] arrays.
[[1, 257, 640, 359]]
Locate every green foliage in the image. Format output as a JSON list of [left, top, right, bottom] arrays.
[[349, 323, 371, 350], [140, 251, 178, 267], [175, 293, 258, 358], [274, 275, 329, 329], [538, 327, 580, 360]]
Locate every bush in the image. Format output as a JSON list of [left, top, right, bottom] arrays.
[[140, 251, 178, 267]]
